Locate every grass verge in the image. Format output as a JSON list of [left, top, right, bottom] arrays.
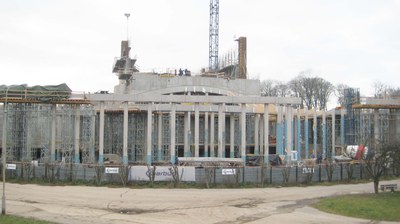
[[0, 215, 55, 224], [313, 191, 400, 221]]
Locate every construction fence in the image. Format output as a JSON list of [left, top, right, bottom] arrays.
[[1, 161, 399, 187]]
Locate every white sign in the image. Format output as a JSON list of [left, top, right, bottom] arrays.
[[222, 169, 236, 175], [105, 167, 119, 174], [130, 166, 195, 182], [6, 164, 16, 170], [302, 167, 314, 174]]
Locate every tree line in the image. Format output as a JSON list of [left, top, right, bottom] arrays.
[[260, 69, 400, 110]]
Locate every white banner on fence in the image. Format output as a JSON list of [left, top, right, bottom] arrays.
[[105, 167, 119, 174], [222, 169, 236, 175], [129, 166, 195, 182], [6, 164, 16, 170]]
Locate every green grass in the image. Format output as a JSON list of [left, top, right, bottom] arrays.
[[0, 215, 55, 224], [313, 192, 400, 221]]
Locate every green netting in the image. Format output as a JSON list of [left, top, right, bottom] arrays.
[[0, 83, 71, 102]]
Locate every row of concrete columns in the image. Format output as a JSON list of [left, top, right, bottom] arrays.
[[1, 102, 354, 165]]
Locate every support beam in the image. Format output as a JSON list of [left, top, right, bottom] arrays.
[[230, 113, 235, 158], [241, 103, 246, 163], [313, 108, 317, 156], [74, 105, 80, 164], [297, 108, 301, 161], [146, 103, 153, 165], [264, 104, 269, 164], [341, 108, 345, 145], [90, 111, 96, 163], [204, 112, 209, 157], [50, 104, 56, 162], [184, 112, 191, 157], [98, 101, 105, 164], [254, 114, 260, 155], [170, 103, 176, 164], [286, 106, 293, 163], [157, 112, 162, 161], [123, 102, 128, 165], [195, 103, 200, 157], [305, 107, 309, 159], [210, 112, 215, 157], [218, 103, 224, 158], [277, 105, 283, 155]]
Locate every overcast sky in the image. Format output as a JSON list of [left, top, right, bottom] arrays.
[[1, 0, 399, 98]]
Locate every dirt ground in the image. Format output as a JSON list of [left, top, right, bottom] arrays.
[[2, 179, 400, 224]]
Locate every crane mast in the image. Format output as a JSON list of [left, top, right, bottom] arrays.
[[209, 0, 219, 71]]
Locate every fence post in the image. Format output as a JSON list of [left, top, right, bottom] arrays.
[[318, 164, 322, 182], [242, 166, 245, 184], [340, 163, 343, 181], [360, 163, 363, 179], [270, 166, 272, 185], [295, 165, 298, 183]]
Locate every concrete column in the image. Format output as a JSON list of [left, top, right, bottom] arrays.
[[98, 101, 104, 164], [254, 114, 260, 155], [218, 103, 225, 158], [374, 109, 380, 144], [204, 112, 209, 157], [90, 111, 96, 163], [332, 109, 336, 159], [184, 112, 191, 157], [297, 108, 301, 160], [305, 107, 309, 158], [50, 104, 56, 162], [194, 103, 199, 157], [74, 105, 80, 164], [277, 105, 283, 155], [286, 106, 293, 162], [146, 103, 153, 165], [210, 112, 215, 157], [123, 102, 128, 165], [241, 103, 246, 163], [341, 108, 345, 145], [157, 112, 162, 161], [264, 104, 269, 164], [170, 103, 176, 164], [230, 113, 235, 158], [313, 108, 317, 156], [322, 110, 326, 159]]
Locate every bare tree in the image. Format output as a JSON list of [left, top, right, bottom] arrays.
[[288, 71, 334, 110], [260, 79, 290, 97], [373, 81, 388, 98], [335, 83, 350, 106], [363, 140, 400, 194]]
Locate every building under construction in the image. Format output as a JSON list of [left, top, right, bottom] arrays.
[[1, 36, 400, 170]]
